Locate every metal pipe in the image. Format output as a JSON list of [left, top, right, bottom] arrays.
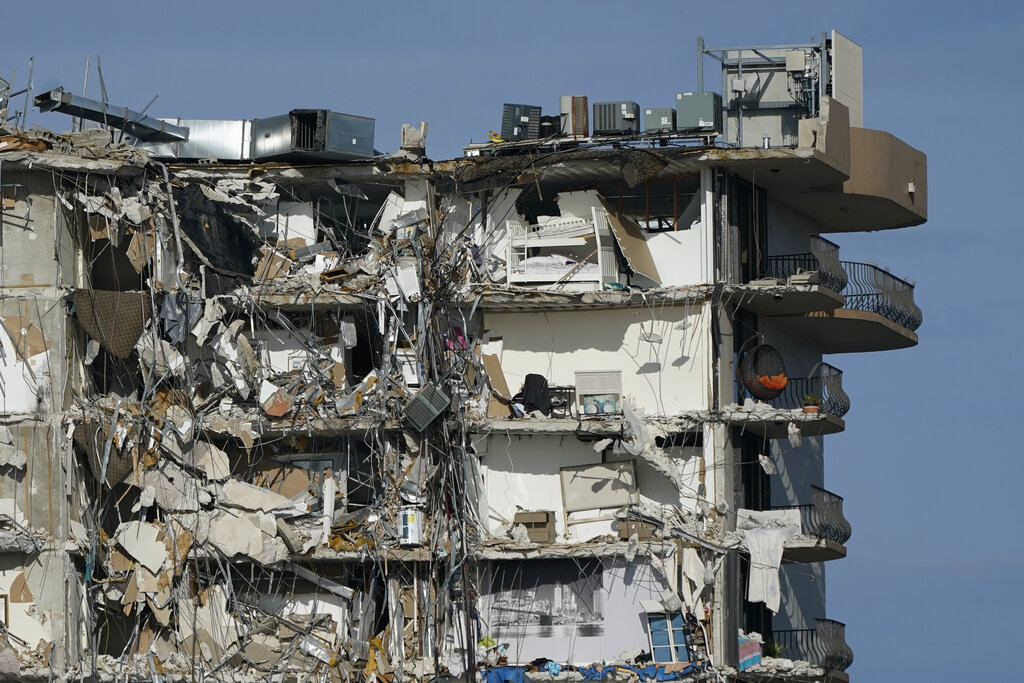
[[153, 161, 186, 274], [697, 37, 705, 92]]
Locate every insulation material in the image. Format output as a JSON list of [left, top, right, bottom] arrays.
[[0, 317, 48, 359], [481, 354, 513, 417]]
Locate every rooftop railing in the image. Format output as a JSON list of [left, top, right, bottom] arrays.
[[768, 362, 850, 418], [771, 619, 854, 672], [771, 485, 852, 546]]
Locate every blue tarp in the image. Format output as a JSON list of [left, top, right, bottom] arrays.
[[484, 663, 701, 683]]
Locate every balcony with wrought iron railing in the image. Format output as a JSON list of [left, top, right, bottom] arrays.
[[767, 362, 850, 419], [763, 236, 922, 352], [841, 260, 922, 332], [763, 236, 848, 295], [772, 485, 852, 562], [770, 619, 854, 675], [732, 350, 849, 438], [739, 235, 846, 316]]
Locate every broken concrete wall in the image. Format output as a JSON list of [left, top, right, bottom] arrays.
[[0, 169, 64, 290]]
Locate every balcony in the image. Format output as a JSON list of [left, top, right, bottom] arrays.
[[841, 260, 922, 331], [764, 236, 848, 295], [765, 240, 921, 352], [774, 486, 852, 562], [730, 362, 848, 439], [771, 619, 854, 675], [740, 236, 846, 316], [768, 363, 849, 419]]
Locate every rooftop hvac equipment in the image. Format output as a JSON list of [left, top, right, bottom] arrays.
[[34, 88, 189, 142], [251, 109, 375, 161], [643, 108, 676, 133], [142, 119, 252, 160], [675, 92, 722, 134], [592, 101, 640, 135], [539, 115, 561, 138], [500, 103, 542, 140], [575, 370, 623, 415], [559, 95, 589, 137], [404, 383, 450, 431]]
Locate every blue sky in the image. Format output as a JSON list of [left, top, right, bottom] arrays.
[[3, 1, 1020, 679]]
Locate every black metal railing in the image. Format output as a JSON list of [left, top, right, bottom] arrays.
[[763, 236, 848, 294], [767, 363, 850, 418], [762, 237, 922, 333], [770, 619, 853, 672], [771, 485, 852, 545], [840, 260, 922, 332]]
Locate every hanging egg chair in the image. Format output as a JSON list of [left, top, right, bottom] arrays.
[[739, 343, 788, 401]]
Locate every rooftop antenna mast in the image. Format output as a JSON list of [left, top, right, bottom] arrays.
[[95, 55, 110, 132], [1, 62, 35, 128], [75, 55, 91, 132], [0, 71, 11, 123], [19, 57, 34, 130]]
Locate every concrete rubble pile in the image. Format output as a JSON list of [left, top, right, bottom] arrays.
[[0, 95, 860, 682]]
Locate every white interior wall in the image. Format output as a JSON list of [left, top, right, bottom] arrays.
[[481, 435, 602, 541], [0, 323, 48, 414], [469, 189, 521, 283], [644, 227, 709, 287], [260, 201, 317, 246], [606, 445, 704, 512], [485, 305, 710, 415], [478, 558, 670, 666]]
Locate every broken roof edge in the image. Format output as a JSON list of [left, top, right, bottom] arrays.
[[0, 149, 149, 175]]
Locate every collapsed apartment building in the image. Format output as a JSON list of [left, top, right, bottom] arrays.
[[0, 31, 924, 683]]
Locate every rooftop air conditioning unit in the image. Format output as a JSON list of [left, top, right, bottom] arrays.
[[644, 108, 676, 133], [500, 104, 542, 141], [675, 92, 722, 134], [559, 95, 589, 137], [592, 101, 640, 135]]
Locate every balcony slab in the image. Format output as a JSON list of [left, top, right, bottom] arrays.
[[733, 283, 844, 316], [775, 308, 918, 353], [784, 536, 847, 563]]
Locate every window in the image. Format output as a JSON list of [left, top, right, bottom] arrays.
[[646, 612, 693, 663]]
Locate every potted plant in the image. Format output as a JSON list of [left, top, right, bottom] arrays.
[[802, 394, 822, 414]]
